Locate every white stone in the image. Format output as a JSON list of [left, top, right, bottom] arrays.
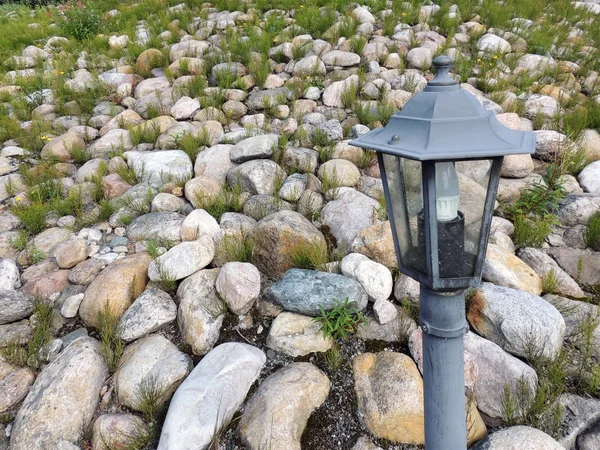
[[125, 150, 193, 189], [373, 298, 398, 324], [157, 343, 265, 450], [215, 262, 261, 315], [60, 293, 85, 318], [477, 34, 511, 54], [578, 160, 600, 194], [0, 258, 20, 290], [148, 235, 215, 281], [170, 96, 201, 120]]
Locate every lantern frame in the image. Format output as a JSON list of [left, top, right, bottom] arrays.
[[350, 55, 536, 292]]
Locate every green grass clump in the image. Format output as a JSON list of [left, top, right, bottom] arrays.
[[286, 239, 329, 271], [97, 302, 125, 373], [314, 298, 365, 341], [199, 182, 244, 222], [215, 233, 254, 264], [27, 300, 54, 367], [586, 211, 600, 250], [59, 2, 102, 41], [541, 269, 559, 295]]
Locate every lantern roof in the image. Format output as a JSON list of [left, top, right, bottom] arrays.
[[349, 55, 536, 161]]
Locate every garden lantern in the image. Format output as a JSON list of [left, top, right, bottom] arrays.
[[349, 55, 535, 450]]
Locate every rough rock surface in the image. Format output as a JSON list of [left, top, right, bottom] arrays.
[[158, 343, 265, 450], [238, 362, 330, 450]]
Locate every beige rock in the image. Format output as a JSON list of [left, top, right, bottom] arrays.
[[577, 129, 600, 161], [184, 175, 222, 209], [136, 48, 165, 73], [0, 365, 35, 415], [53, 237, 89, 269], [40, 131, 85, 161], [252, 210, 327, 278], [266, 312, 333, 357], [351, 222, 397, 269], [483, 244, 542, 295], [79, 253, 152, 327], [102, 173, 132, 199], [92, 414, 148, 450], [238, 362, 330, 450], [353, 352, 424, 444]]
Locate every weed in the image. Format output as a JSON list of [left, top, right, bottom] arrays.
[[12, 202, 48, 235], [215, 233, 254, 264], [0, 341, 28, 367], [542, 269, 559, 295], [286, 239, 329, 271], [322, 344, 344, 372], [512, 215, 553, 248], [60, 3, 103, 41], [586, 211, 600, 250], [97, 302, 125, 373], [320, 168, 341, 197], [156, 261, 177, 293], [200, 182, 244, 222], [27, 300, 53, 368], [314, 298, 366, 341], [9, 230, 29, 251]]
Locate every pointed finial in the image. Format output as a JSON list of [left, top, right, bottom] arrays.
[[428, 55, 458, 88]]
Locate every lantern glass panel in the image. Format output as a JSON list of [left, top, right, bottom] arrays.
[[382, 154, 426, 275], [434, 160, 491, 279]]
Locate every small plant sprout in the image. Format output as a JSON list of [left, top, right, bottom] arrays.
[[314, 298, 366, 341]]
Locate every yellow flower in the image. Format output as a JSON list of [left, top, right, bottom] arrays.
[[493, 55, 498, 59], [300, 4, 304, 8], [15, 196, 22, 202], [477, 58, 482, 62], [59, 71, 65, 74], [306, 75, 311, 79], [402, 12, 406, 16]]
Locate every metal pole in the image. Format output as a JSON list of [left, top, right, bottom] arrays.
[[419, 285, 467, 450]]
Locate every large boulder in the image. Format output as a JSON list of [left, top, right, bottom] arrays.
[[125, 150, 193, 189], [127, 212, 185, 243], [10, 338, 108, 450], [148, 235, 215, 281], [468, 282, 565, 359], [351, 222, 397, 269], [472, 426, 564, 450], [118, 288, 177, 342], [227, 159, 287, 195], [252, 210, 327, 277], [114, 334, 192, 411], [321, 188, 380, 250], [215, 262, 260, 315], [483, 244, 542, 295], [158, 343, 265, 450], [266, 268, 368, 316], [409, 329, 538, 422], [0, 290, 34, 325], [79, 253, 152, 328], [177, 269, 224, 355], [238, 362, 330, 450], [230, 134, 278, 163], [547, 248, 600, 285]]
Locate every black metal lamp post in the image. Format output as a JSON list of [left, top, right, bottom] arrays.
[[350, 55, 535, 450]]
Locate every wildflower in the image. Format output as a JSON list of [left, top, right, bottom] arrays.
[[306, 75, 311, 79], [493, 55, 498, 59], [15, 196, 22, 202], [59, 71, 65, 75], [402, 12, 406, 16], [477, 58, 482, 62], [300, 4, 304, 8]]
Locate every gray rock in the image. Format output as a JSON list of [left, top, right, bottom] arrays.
[[472, 426, 564, 450], [322, 75, 359, 108], [92, 413, 148, 450], [477, 34, 511, 53], [267, 312, 333, 357], [0, 259, 20, 290], [517, 248, 585, 298], [127, 212, 185, 243], [115, 334, 192, 411], [215, 262, 260, 315], [0, 364, 35, 415], [525, 95, 560, 119], [0, 290, 34, 325], [278, 173, 306, 202], [227, 159, 287, 195], [577, 160, 600, 194], [68, 258, 107, 285], [322, 50, 361, 67], [60, 293, 84, 318], [372, 298, 397, 324], [359, 299, 417, 340], [88, 129, 134, 157], [293, 55, 326, 77], [177, 269, 224, 355], [246, 87, 290, 110], [10, 337, 108, 450], [180, 209, 221, 242], [544, 295, 600, 359], [118, 288, 177, 342], [547, 247, 600, 285], [0, 320, 32, 347], [559, 394, 600, 450], [125, 150, 193, 189], [558, 194, 600, 227], [321, 188, 380, 250], [158, 343, 265, 450], [467, 282, 565, 359], [238, 362, 330, 450], [266, 269, 368, 317], [406, 47, 433, 70], [194, 144, 234, 183], [352, 437, 383, 450], [230, 134, 278, 163], [170, 96, 200, 120], [148, 235, 215, 281], [410, 329, 537, 422], [242, 194, 293, 221]]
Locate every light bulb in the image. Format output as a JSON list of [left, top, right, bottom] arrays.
[[435, 162, 460, 222]]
